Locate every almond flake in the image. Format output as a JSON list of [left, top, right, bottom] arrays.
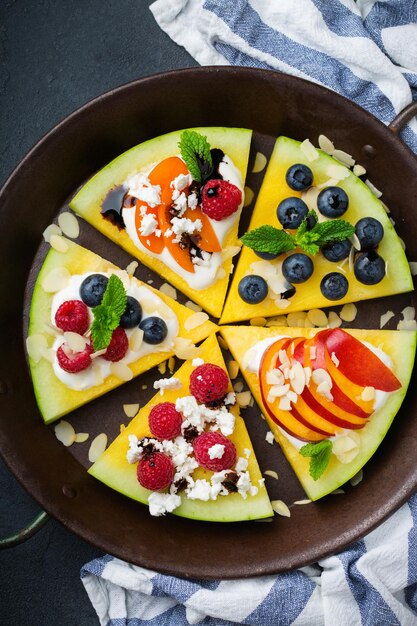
[[243, 186, 254, 207], [340, 303, 357, 322], [397, 319, 417, 331], [293, 499, 312, 505], [74, 433, 89, 443], [349, 233, 361, 251], [168, 356, 175, 372], [316, 381, 333, 401], [301, 186, 321, 210], [325, 163, 350, 181], [185, 300, 202, 312], [221, 245, 241, 262], [64, 331, 89, 352], [402, 306, 415, 321], [318, 134, 335, 154], [266, 369, 284, 385], [365, 179, 382, 198], [236, 391, 252, 408], [50, 234, 69, 253], [309, 345, 317, 360], [275, 298, 291, 310], [26, 334, 48, 363], [123, 403, 140, 418], [227, 360, 239, 380], [173, 337, 200, 360], [278, 396, 292, 411], [307, 309, 328, 327], [233, 381, 244, 393], [312, 368, 332, 387], [409, 262, 417, 276], [252, 151, 267, 173], [350, 469, 364, 487], [158, 361, 167, 375], [333, 432, 360, 463], [264, 470, 279, 480], [58, 212, 80, 238], [361, 386, 375, 402], [184, 311, 209, 331], [289, 361, 305, 395], [125, 260, 138, 275], [217, 335, 228, 350], [266, 315, 288, 327], [332, 149, 355, 168], [159, 282, 177, 300], [271, 500, 291, 517], [353, 164, 366, 177], [250, 317, 267, 327], [40, 347, 55, 363], [111, 362, 133, 381], [88, 433, 108, 463], [330, 352, 340, 368], [265, 430, 275, 444], [317, 177, 340, 190], [129, 328, 144, 352], [400, 238, 406, 251], [43, 223, 62, 243], [380, 310, 395, 328], [41, 267, 71, 293], [330, 488, 345, 495], [287, 311, 307, 328], [328, 311, 342, 328], [300, 139, 319, 162], [269, 383, 290, 398], [348, 245, 355, 273], [54, 420, 76, 447]]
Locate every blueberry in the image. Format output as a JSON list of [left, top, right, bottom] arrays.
[[321, 239, 352, 262], [282, 253, 314, 284], [120, 296, 142, 329], [320, 272, 349, 300], [139, 316, 168, 344], [277, 197, 309, 229], [355, 217, 384, 250], [79, 274, 108, 307], [255, 250, 280, 260], [354, 251, 386, 284], [317, 186, 349, 218], [238, 275, 268, 304], [285, 164, 313, 191]]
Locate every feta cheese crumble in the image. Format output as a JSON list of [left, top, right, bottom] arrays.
[[208, 444, 225, 460], [153, 377, 182, 395]]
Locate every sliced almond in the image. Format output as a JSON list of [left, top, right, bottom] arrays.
[[236, 391, 252, 408], [268, 383, 290, 398], [400, 238, 406, 251], [185, 300, 202, 312], [125, 260, 138, 275], [348, 244, 355, 273], [158, 361, 167, 375], [365, 179, 382, 198], [74, 432, 89, 443], [293, 499, 312, 505], [312, 368, 332, 387], [173, 337, 200, 360], [43, 223, 62, 243], [233, 381, 244, 393], [217, 335, 228, 350], [129, 328, 144, 352], [184, 311, 209, 331], [361, 386, 375, 402], [274, 298, 291, 310], [340, 303, 357, 322], [289, 361, 305, 395], [266, 369, 284, 385], [271, 500, 291, 517], [58, 211, 80, 239], [159, 282, 177, 300], [300, 139, 319, 162], [307, 309, 328, 327], [397, 319, 417, 331], [330, 488, 345, 495], [328, 311, 342, 328], [349, 233, 361, 251], [111, 362, 133, 381], [353, 164, 366, 177], [227, 360, 239, 380], [243, 186, 254, 207], [332, 149, 355, 168], [50, 234, 69, 253], [266, 315, 288, 327], [408, 262, 417, 276], [40, 347, 55, 363], [316, 381, 333, 401], [123, 403, 140, 418], [350, 469, 364, 487], [330, 352, 340, 368], [41, 267, 71, 293], [318, 134, 335, 155], [252, 151, 267, 173], [380, 310, 395, 328], [249, 317, 267, 327], [325, 163, 350, 181], [402, 306, 415, 321], [26, 334, 48, 363], [64, 332, 89, 352], [88, 433, 108, 463], [168, 356, 175, 372], [301, 186, 321, 210], [333, 432, 360, 463], [317, 177, 340, 190], [54, 420, 76, 447], [287, 311, 307, 328], [264, 470, 279, 480], [221, 245, 241, 262], [278, 396, 292, 411]]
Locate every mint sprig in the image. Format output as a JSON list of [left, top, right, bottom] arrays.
[[91, 274, 127, 351], [241, 210, 355, 257], [178, 130, 212, 183], [299, 440, 333, 481]]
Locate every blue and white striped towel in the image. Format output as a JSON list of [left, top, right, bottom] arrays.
[[81, 2, 417, 624]]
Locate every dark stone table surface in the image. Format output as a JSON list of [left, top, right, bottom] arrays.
[[0, 2, 196, 624]]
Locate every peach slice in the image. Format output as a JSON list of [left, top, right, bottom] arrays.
[[148, 156, 188, 193], [184, 206, 221, 253]]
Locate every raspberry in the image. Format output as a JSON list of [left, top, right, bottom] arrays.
[[102, 327, 129, 362], [55, 300, 89, 334], [137, 452, 174, 491], [149, 402, 183, 440], [189, 363, 229, 403], [57, 342, 93, 373], [193, 432, 237, 472], [201, 179, 242, 221]]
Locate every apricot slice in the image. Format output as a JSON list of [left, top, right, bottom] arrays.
[[148, 156, 188, 194], [184, 207, 221, 253], [157, 204, 195, 273]]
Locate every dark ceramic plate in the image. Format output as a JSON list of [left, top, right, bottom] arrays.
[[1, 67, 417, 579]]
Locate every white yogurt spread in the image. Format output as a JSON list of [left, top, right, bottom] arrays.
[[50, 271, 179, 390]]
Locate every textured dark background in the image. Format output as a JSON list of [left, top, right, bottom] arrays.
[[0, 1, 196, 624]]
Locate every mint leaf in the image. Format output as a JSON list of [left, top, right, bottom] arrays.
[[241, 225, 295, 255], [91, 274, 127, 351], [299, 440, 332, 481], [313, 219, 355, 246], [178, 130, 212, 183], [295, 229, 321, 256]]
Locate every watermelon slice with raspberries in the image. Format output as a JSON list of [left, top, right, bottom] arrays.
[[89, 334, 273, 522], [221, 136, 413, 324], [70, 127, 252, 319], [26, 239, 217, 424], [221, 325, 416, 501]]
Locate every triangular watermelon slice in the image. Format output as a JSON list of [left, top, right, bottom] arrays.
[[26, 239, 217, 424], [221, 136, 413, 324], [89, 334, 273, 522], [221, 325, 416, 500], [70, 127, 252, 319]]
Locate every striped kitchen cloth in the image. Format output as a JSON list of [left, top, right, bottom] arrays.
[[81, 2, 417, 625]]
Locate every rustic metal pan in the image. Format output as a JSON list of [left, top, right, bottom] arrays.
[[1, 67, 417, 579]]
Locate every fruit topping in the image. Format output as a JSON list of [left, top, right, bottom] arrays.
[[80, 274, 109, 307], [201, 179, 242, 221], [354, 251, 386, 284], [139, 316, 168, 344], [193, 431, 237, 472], [320, 272, 349, 300], [119, 296, 142, 329], [238, 275, 268, 304], [189, 363, 229, 404], [148, 402, 183, 440], [355, 217, 384, 250], [57, 341, 93, 373], [282, 253, 314, 284], [317, 186, 349, 218], [277, 197, 309, 229], [102, 327, 129, 362], [137, 452, 175, 491], [55, 300, 89, 334], [285, 163, 313, 191], [321, 239, 352, 262]]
